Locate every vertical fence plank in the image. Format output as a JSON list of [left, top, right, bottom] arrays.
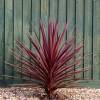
[[58, 0, 66, 23], [41, 0, 49, 38], [22, 0, 31, 81], [32, 0, 40, 39], [67, 0, 76, 79], [76, 0, 84, 78], [32, 0, 40, 62], [23, 0, 31, 46], [49, 0, 58, 21], [0, 0, 4, 80], [93, 0, 100, 80], [84, 0, 92, 79], [14, 0, 23, 83], [5, 0, 14, 83], [41, 0, 49, 22], [31, 0, 40, 80], [58, 0, 66, 40], [67, 0, 75, 37]]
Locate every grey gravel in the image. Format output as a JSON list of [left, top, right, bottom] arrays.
[[0, 87, 100, 100]]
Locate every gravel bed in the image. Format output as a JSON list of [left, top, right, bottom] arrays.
[[0, 87, 100, 100]]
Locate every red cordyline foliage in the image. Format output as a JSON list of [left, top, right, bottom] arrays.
[[9, 21, 87, 99]]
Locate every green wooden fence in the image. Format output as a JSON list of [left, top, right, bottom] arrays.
[[0, 0, 100, 87]]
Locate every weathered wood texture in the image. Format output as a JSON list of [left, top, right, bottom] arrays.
[[0, 0, 100, 87]]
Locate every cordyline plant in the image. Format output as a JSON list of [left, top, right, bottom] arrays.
[[7, 21, 87, 99]]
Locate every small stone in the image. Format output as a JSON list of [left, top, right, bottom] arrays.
[[27, 97, 40, 100]]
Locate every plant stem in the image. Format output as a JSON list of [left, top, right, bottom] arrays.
[[45, 88, 51, 100]]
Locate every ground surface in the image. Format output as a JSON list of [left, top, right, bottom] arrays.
[[0, 86, 100, 100]]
